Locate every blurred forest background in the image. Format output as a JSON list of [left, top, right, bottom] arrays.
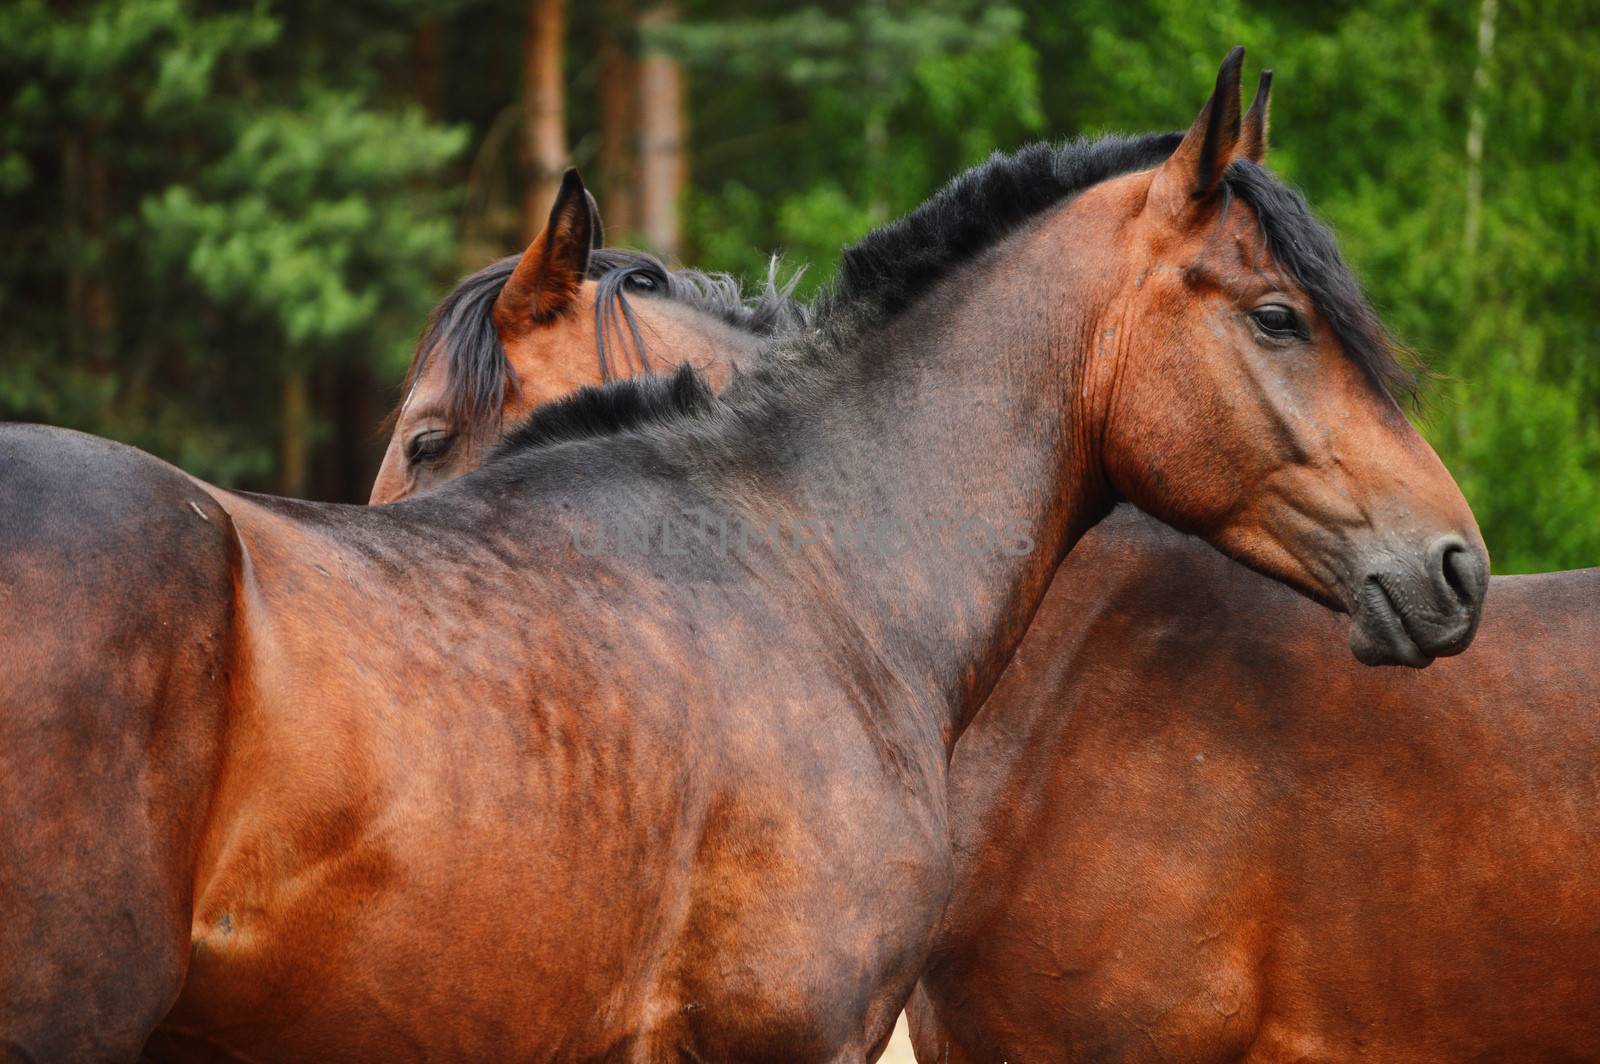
[[1, 0, 1595, 571]]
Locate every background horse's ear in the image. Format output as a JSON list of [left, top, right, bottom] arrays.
[[1149, 47, 1247, 214], [584, 188, 604, 252], [493, 168, 594, 331], [1239, 69, 1273, 164]]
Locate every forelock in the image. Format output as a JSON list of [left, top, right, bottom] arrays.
[[1224, 160, 1422, 404]]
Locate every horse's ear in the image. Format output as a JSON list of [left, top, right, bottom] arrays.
[[494, 168, 594, 330], [584, 188, 604, 251], [1149, 46, 1247, 214], [1239, 69, 1272, 164]]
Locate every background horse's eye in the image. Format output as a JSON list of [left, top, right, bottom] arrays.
[[407, 430, 455, 465], [1251, 304, 1303, 338], [624, 272, 660, 293]]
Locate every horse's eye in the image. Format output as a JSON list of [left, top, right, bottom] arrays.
[[1250, 304, 1303, 338], [624, 272, 660, 293], [407, 430, 455, 465]]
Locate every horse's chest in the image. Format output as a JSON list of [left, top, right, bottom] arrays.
[[643, 766, 953, 1058]]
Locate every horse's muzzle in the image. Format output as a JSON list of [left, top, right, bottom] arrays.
[[1347, 534, 1489, 668]]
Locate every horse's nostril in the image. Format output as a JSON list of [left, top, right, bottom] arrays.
[[1429, 535, 1483, 611], [1442, 547, 1471, 602]]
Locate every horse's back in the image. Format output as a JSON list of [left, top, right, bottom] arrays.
[[0, 424, 237, 1061]]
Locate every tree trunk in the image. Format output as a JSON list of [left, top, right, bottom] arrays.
[[413, 20, 444, 120], [62, 126, 116, 370], [1463, 0, 1498, 260], [521, 0, 569, 241], [281, 370, 310, 498], [636, 2, 686, 260], [308, 362, 379, 503], [597, 0, 639, 240], [62, 134, 86, 364]]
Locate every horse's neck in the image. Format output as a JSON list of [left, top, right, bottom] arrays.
[[744, 217, 1112, 748]]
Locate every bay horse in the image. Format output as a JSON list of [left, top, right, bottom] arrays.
[[0, 50, 1486, 1061], [903, 85, 1598, 1062], [907, 507, 1600, 1062]]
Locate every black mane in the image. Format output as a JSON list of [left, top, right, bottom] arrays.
[[826, 133, 1180, 322], [494, 133, 1420, 458], [401, 254, 511, 433], [492, 364, 716, 456], [395, 248, 805, 437]]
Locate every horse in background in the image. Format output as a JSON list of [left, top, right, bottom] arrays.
[[1, 50, 1486, 1061], [370, 167, 804, 502]]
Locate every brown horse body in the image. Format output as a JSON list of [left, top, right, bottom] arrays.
[[1, 54, 1488, 1061], [156, 484, 950, 1060], [909, 507, 1600, 1062], [4, 423, 951, 1061]]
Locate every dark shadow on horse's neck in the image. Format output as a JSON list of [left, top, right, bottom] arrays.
[[699, 201, 1116, 748]]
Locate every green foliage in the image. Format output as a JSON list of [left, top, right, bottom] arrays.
[[142, 94, 463, 354], [667, 1, 1044, 293], [0, 0, 464, 485]]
